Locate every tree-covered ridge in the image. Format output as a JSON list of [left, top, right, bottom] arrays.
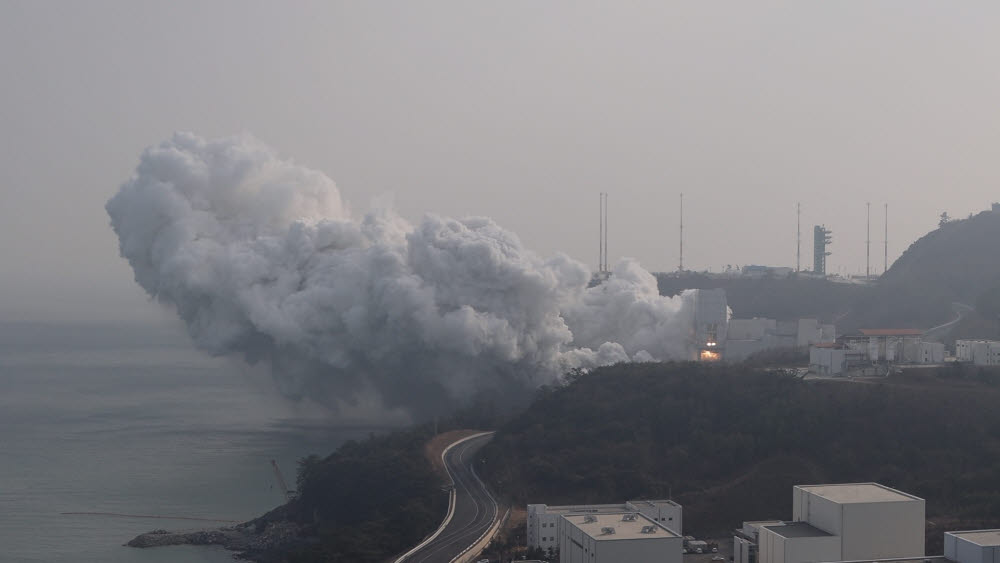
[[281, 428, 449, 563], [480, 362, 1000, 541], [657, 209, 1000, 334]]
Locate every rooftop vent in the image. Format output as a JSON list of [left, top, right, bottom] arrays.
[[641, 525, 657, 534], [622, 514, 638, 522], [583, 515, 598, 523], [601, 527, 616, 535]]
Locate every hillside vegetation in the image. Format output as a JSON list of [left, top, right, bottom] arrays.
[[656, 272, 865, 325], [843, 210, 1000, 331], [658, 209, 1000, 335], [479, 362, 1000, 544], [251, 428, 448, 563]]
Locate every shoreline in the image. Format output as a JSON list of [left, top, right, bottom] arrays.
[[126, 505, 309, 562]]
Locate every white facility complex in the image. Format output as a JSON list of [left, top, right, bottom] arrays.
[[527, 499, 681, 553], [689, 289, 835, 363], [736, 483, 925, 563], [955, 340, 1000, 366], [810, 329, 946, 376], [559, 512, 682, 563], [945, 530, 1000, 563]]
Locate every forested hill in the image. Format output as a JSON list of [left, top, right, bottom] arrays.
[[656, 209, 1000, 333], [479, 362, 1000, 545], [656, 272, 866, 324], [842, 209, 1000, 331]]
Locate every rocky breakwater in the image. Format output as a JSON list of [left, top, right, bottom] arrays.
[[126, 506, 311, 561]]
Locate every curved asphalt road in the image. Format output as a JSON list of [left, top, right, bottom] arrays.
[[404, 433, 499, 563]]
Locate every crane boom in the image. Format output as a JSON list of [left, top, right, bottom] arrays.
[[271, 459, 293, 502]]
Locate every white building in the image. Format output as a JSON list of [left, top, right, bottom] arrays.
[[759, 521, 840, 563], [726, 317, 835, 362], [756, 483, 925, 563], [920, 341, 946, 364], [850, 329, 926, 362], [527, 499, 681, 552], [735, 521, 784, 563], [944, 530, 1000, 563], [559, 512, 682, 563], [812, 331, 945, 375], [955, 340, 1000, 365]]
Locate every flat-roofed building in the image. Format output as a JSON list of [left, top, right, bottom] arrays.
[[945, 530, 1000, 563], [559, 512, 682, 563], [759, 522, 841, 563], [526, 499, 681, 552], [793, 483, 924, 561], [756, 483, 925, 563], [735, 521, 785, 563]]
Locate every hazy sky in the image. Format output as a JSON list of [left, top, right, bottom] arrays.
[[2, 1, 998, 323]]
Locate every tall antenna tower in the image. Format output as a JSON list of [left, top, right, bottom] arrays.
[[883, 203, 888, 274], [866, 202, 871, 278], [679, 193, 684, 272], [796, 202, 801, 272], [603, 192, 608, 272], [598, 192, 608, 273]]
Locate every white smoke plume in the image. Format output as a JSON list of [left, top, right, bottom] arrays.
[[106, 133, 697, 417]]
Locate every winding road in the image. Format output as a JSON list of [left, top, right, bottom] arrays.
[[397, 432, 500, 563]]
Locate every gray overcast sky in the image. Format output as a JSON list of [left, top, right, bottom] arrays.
[[2, 1, 998, 323]]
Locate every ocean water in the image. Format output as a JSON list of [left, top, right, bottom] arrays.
[[0, 322, 384, 563]]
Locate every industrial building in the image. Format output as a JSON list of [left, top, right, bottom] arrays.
[[689, 288, 836, 363], [810, 329, 945, 375], [526, 499, 681, 552], [944, 530, 1000, 563], [955, 340, 1000, 366], [738, 483, 924, 563], [727, 318, 835, 362], [734, 521, 784, 563], [558, 512, 682, 563]]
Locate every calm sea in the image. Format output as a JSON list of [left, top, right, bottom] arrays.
[[0, 321, 383, 563]]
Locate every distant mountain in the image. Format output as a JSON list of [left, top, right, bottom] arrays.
[[842, 208, 1000, 332], [656, 272, 866, 324], [657, 208, 1000, 336]]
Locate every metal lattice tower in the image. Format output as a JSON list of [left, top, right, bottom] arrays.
[[813, 225, 832, 275]]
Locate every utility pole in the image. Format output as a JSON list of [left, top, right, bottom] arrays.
[[679, 193, 684, 272], [884, 203, 888, 274], [604, 192, 608, 272], [866, 202, 871, 279], [796, 202, 801, 272], [598, 192, 608, 273], [598, 193, 602, 273]]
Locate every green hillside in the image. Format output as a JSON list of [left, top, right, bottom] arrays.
[[479, 362, 1000, 546]]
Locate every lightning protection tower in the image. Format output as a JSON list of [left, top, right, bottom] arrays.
[[813, 225, 832, 276]]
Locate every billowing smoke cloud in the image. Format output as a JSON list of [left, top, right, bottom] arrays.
[[107, 133, 696, 417]]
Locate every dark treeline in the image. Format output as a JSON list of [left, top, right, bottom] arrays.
[[657, 209, 1000, 335], [261, 401, 507, 563], [479, 362, 1000, 546], [657, 272, 866, 326]]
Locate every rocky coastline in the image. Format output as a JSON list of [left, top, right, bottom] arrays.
[[126, 506, 311, 561]]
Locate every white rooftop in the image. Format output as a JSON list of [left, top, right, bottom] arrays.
[[628, 499, 682, 508], [541, 499, 679, 514], [543, 503, 633, 515], [563, 513, 680, 541], [797, 483, 922, 504], [949, 530, 1000, 547]]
